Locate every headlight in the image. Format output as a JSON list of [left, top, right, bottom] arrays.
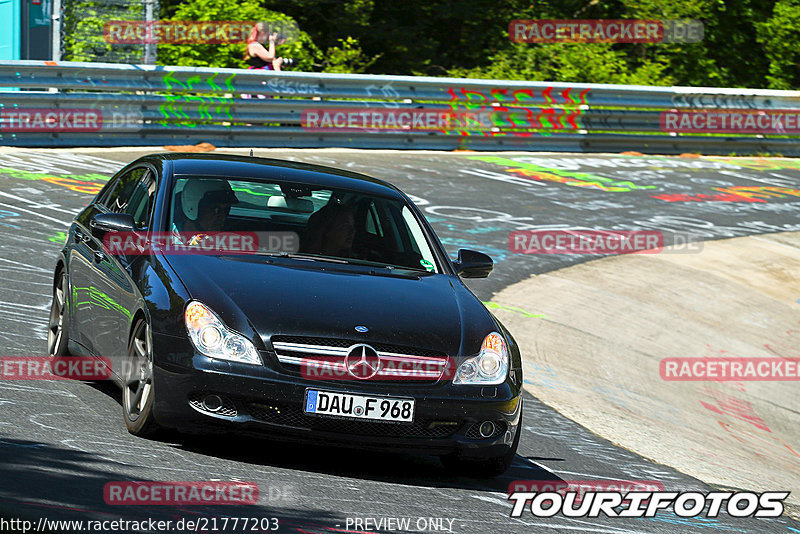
[[185, 301, 262, 365], [453, 332, 509, 385]]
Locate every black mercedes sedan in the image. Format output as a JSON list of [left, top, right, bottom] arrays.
[[48, 153, 523, 476]]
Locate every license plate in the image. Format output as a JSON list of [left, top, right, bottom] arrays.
[[304, 390, 415, 423]]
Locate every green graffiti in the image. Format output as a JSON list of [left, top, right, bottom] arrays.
[[706, 158, 800, 171], [163, 71, 186, 91], [186, 75, 203, 90], [468, 156, 657, 193], [162, 70, 235, 93], [158, 94, 233, 128], [224, 73, 237, 92], [49, 231, 68, 244], [0, 168, 109, 194], [482, 301, 546, 319], [207, 73, 221, 91]]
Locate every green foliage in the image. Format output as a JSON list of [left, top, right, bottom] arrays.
[[63, 1, 146, 63], [157, 0, 319, 69], [756, 0, 800, 89], [66, 0, 798, 89], [320, 37, 379, 73], [448, 43, 674, 85], [261, 0, 798, 89]]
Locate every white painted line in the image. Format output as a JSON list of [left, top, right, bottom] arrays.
[[0, 202, 71, 226], [0, 257, 52, 273], [0, 191, 74, 214]]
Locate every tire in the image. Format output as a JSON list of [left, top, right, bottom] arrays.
[[47, 270, 70, 357], [441, 403, 523, 478], [122, 319, 161, 437]]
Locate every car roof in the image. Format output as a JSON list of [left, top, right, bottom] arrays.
[[148, 153, 405, 198]]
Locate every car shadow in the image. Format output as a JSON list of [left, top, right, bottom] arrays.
[[0, 436, 351, 533], [84, 380, 564, 495], [173, 404, 563, 495]]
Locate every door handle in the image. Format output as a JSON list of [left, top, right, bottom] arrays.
[[74, 229, 85, 243], [94, 249, 105, 262]]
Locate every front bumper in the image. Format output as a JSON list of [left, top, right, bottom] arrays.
[[151, 332, 523, 457]]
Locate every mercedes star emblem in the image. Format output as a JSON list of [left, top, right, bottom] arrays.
[[344, 344, 382, 380]]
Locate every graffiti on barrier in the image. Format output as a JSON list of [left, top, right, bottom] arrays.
[[163, 71, 237, 93], [158, 94, 234, 127], [443, 86, 589, 136]]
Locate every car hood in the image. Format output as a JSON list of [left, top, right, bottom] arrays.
[[163, 254, 496, 357]]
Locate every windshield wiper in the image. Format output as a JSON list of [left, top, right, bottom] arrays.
[[255, 251, 429, 272], [257, 251, 349, 263]]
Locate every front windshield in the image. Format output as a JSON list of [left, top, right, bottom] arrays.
[[169, 176, 440, 273]]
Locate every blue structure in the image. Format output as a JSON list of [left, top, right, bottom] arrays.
[[0, 0, 21, 61]]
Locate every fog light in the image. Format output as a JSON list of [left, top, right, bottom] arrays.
[[479, 420, 496, 438], [202, 394, 223, 412]]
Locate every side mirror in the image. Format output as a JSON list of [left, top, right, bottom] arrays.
[[90, 212, 136, 238], [453, 249, 493, 278]]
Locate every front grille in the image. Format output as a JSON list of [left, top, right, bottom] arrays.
[[465, 420, 508, 440], [247, 402, 460, 439], [271, 335, 444, 358], [270, 335, 451, 383]]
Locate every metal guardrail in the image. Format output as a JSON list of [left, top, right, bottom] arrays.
[[1, 60, 800, 153]]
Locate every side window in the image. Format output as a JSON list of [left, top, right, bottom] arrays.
[[365, 202, 384, 237], [125, 171, 156, 230], [101, 168, 146, 213]]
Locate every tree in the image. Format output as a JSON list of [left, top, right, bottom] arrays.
[[157, 0, 320, 69], [757, 0, 800, 89]]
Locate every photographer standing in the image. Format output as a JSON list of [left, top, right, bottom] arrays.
[[244, 22, 286, 71]]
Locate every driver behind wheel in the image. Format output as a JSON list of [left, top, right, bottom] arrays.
[[180, 179, 239, 233], [301, 202, 356, 258]]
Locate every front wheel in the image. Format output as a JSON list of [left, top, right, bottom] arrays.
[[122, 319, 161, 437], [47, 270, 70, 357]]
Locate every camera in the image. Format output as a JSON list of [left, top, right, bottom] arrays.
[[281, 58, 296, 67]]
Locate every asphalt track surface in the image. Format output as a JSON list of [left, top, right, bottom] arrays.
[[0, 149, 799, 534]]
